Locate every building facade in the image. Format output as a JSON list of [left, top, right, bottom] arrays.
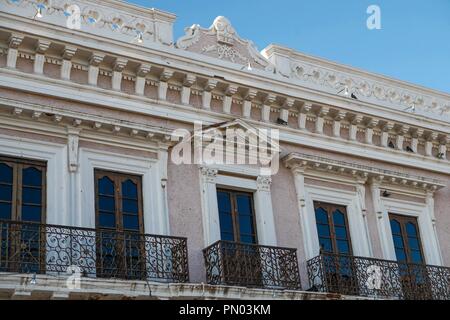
[[0, 0, 449, 300]]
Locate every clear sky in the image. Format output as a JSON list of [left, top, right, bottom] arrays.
[[126, 0, 450, 94]]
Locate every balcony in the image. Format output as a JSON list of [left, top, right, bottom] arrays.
[[307, 252, 450, 300], [0, 219, 189, 283], [203, 240, 301, 290]]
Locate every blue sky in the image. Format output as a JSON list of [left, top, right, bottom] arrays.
[[127, 0, 450, 94]]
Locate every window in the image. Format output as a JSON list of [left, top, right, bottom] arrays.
[[314, 201, 357, 295], [0, 156, 46, 223], [389, 214, 425, 264], [0, 156, 46, 273], [314, 202, 352, 255], [217, 189, 257, 244], [389, 214, 431, 299], [94, 169, 144, 279]]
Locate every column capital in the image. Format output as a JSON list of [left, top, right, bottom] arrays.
[[137, 63, 151, 77], [160, 68, 174, 82], [62, 46, 77, 60], [257, 176, 272, 192], [89, 52, 105, 66], [113, 57, 128, 72], [183, 74, 197, 87], [204, 79, 218, 91], [8, 34, 24, 49], [35, 39, 51, 53], [200, 167, 218, 183]]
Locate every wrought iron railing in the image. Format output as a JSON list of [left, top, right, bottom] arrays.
[[307, 252, 450, 300], [0, 219, 189, 283], [203, 240, 301, 290]]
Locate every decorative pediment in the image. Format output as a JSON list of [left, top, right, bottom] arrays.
[[176, 16, 274, 72]]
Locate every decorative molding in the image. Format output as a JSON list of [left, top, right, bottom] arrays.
[[176, 16, 274, 72], [284, 152, 446, 192]]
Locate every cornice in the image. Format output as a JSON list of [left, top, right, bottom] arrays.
[[283, 152, 446, 193]]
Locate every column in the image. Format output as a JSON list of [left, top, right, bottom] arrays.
[[158, 69, 173, 101], [243, 89, 257, 118], [291, 162, 312, 259], [411, 128, 424, 153], [154, 145, 170, 235], [333, 111, 346, 138], [365, 119, 379, 145], [254, 176, 277, 246], [67, 126, 81, 227], [315, 106, 329, 134], [381, 122, 394, 147], [426, 190, 443, 265], [298, 103, 312, 131], [349, 115, 363, 141], [425, 132, 438, 157], [369, 176, 392, 259], [135, 63, 151, 95], [438, 136, 448, 159], [223, 84, 238, 114], [181, 74, 196, 105], [202, 79, 218, 110], [396, 125, 409, 151], [112, 57, 128, 91], [88, 52, 105, 86], [60, 45, 77, 81], [262, 94, 276, 122], [6, 34, 24, 68], [33, 39, 51, 74], [199, 167, 220, 246], [355, 176, 373, 256]]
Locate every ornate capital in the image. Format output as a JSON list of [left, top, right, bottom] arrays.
[[257, 176, 272, 192], [200, 167, 218, 183]]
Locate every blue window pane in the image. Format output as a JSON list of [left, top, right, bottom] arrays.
[[122, 199, 138, 214], [395, 248, 407, 262], [315, 207, 328, 224], [390, 220, 401, 234], [221, 232, 234, 242], [335, 226, 348, 239], [0, 185, 12, 202], [99, 196, 115, 213], [98, 176, 114, 195], [123, 215, 139, 230], [408, 237, 420, 250], [317, 224, 331, 237], [332, 210, 345, 225], [21, 205, 41, 222], [319, 238, 333, 253], [236, 195, 252, 215], [22, 187, 41, 204], [393, 235, 404, 248], [411, 250, 423, 264], [217, 192, 231, 213], [219, 213, 233, 233], [0, 203, 12, 220], [337, 240, 350, 254], [239, 215, 255, 236], [240, 235, 256, 244], [122, 180, 137, 198], [22, 167, 42, 187], [0, 164, 13, 183], [406, 222, 418, 237], [99, 213, 116, 228]]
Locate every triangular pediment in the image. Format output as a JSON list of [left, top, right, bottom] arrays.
[[176, 16, 274, 72]]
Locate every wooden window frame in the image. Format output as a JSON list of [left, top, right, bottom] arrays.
[[389, 213, 425, 264], [313, 201, 353, 255], [94, 169, 144, 233], [0, 155, 47, 223], [217, 188, 258, 244]]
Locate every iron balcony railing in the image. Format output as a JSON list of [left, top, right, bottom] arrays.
[[203, 240, 301, 290], [0, 219, 189, 283], [307, 252, 450, 300]]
